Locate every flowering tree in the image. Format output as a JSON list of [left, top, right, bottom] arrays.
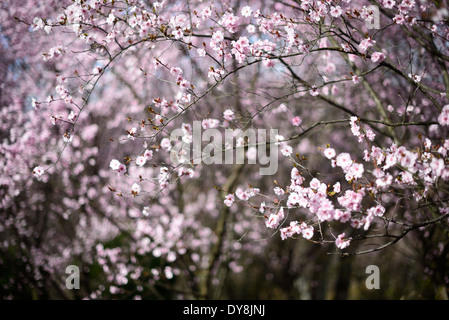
[[1, 0, 449, 299]]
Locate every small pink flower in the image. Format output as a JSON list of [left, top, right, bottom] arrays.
[[127, 127, 137, 140], [179, 79, 190, 91], [382, 0, 396, 9], [336, 153, 352, 169], [241, 6, 252, 17], [301, 226, 314, 239], [366, 130, 376, 141], [224, 193, 235, 207], [197, 48, 206, 57], [263, 58, 275, 68], [172, 28, 184, 39], [117, 164, 127, 175], [274, 187, 284, 196], [341, 43, 351, 52], [201, 118, 220, 129], [438, 105, 449, 126], [309, 178, 321, 190], [291, 116, 302, 126], [235, 188, 249, 201], [131, 183, 141, 195], [223, 109, 235, 121], [347, 163, 364, 180], [110, 159, 121, 170], [246, 24, 256, 33], [287, 192, 300, 206], [170, 67, 183, 77], [369, 205, 386, 217], [135, 156, 146, 167], [393, 14, 405, 25], [291, 167, 302, 180], [92, 66, 102, 75], [67, 111, 77, 122], [309, 87, 319, 96], [160, 138, 172, 150], [33, 166, 45, 179], [280, 144, 293, 157], [359, 37, 376, 53], [280, 227, 291, 240], [330, 6, 343, 18], [333, 182, 341, 193], [144, 150, 153, 160], [408, 73, 421, 83], [265, 213, 280, 229], [32, 17, 44, 31], [323, 147, 336, 159], [335, 233, 351, 249], [219, 12, 240, 33], [31, 98, 40, 110], [335, 209, 351, 223], [371, 51, 385, 63]]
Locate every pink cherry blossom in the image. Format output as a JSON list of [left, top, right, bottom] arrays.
[[110, 159, 121, 170], [359, 37, 376, 53], [135, 156, 146, 167], [438, 105, 449, 126], [265, 213, 280, 229], [241, 6, 252, 18], [371, 51, 385, 63], [309, 178, 321, 190], [336, 152, 352, 170], [291, 116, 302, 126], [291, 167, 302, 180], [224, 193, 235, 207], [382, 0, 396, 9], [131, 183, 141, 195], [301, 226, 314, 239], [333, 182, 341, 193], [335, 233, 351, 249], [32, 166, 45, 179], [330, 6, 343, 18], [280, 144, 293, 157], [144, 150, 153, 160], [115, 163, 126, 174], [335, 210, 351, 223], [274, 187, 285, 196], [323, 147, 336, 159]]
